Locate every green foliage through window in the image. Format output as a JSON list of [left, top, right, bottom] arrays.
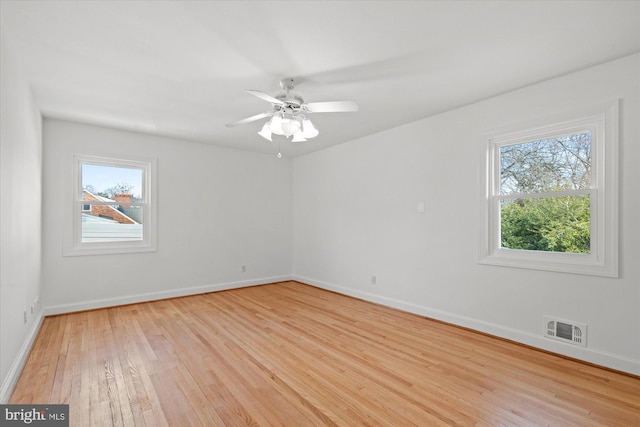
[[500, 196, 590, 254]]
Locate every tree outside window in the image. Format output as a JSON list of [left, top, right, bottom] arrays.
[[499, 132, 591, 254]]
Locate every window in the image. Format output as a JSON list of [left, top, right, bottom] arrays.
[[479, 101, 618, 277], [64, 155, 157, 256], [499, 132, 591, 254]]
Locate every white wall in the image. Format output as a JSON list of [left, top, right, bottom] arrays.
[[0, 36, 44, 402], [42, 120, 292, 313], [293, 54, 640, 374]]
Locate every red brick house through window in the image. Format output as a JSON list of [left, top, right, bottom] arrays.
[[82, 190, 138, 224]]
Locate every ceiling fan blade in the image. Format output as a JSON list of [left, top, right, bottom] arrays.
[[245, 89, 285, 106], [225, 112, 271, 127], [304, 101, 359, 113]]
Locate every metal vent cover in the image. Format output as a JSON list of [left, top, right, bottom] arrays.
[[544, 316, 587, 347]]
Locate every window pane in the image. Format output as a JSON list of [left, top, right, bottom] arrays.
[[81, 163, 143, 199], [500, 132, 591, 195], [500, 195, 590, 254], [81, 205, 143, 242]]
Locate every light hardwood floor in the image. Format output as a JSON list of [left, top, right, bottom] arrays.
[[10, 281, 640, 426]]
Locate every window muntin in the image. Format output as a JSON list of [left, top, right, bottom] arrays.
[[479, 101, 618, 277], [64, 155, 157, 256]]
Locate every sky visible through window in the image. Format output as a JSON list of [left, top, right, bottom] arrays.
[[499, 132, 591, 195], [82, 164, 143, 198]]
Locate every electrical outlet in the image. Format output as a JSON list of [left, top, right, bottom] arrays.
[[31, 296, 39, 315], [371, 275, 377, 285], [242, 265, 246, 273], [23, 310, 27, 324]]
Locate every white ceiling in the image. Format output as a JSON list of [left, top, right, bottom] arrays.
[[2, 1, 639, 158]]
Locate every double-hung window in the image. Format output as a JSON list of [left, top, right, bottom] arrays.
[[479, 102, 618, 277], [64, 154, 157, 256]]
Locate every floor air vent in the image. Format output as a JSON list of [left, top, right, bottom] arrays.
[[543, 316, 587, 347]]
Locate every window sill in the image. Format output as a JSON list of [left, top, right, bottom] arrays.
[[63, 241, 157, 257], [479, 248, 618, 277]]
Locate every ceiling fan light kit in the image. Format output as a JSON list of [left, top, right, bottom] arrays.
[[226, 78, 357, 155], [257, 123, 273, 141]]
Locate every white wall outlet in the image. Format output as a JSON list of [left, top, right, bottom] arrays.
[[23, 310, 27, 324], [371, 275, 377, 285], [242, 265, 246, 273], [31, 296, 39, 315]]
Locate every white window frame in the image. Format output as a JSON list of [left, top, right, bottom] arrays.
[[64, 154, 157, 256], [479, 101, 618, 277]]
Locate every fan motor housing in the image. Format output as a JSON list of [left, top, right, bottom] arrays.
[[275, 92, 304, 109]]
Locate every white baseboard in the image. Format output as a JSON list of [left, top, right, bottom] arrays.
[[293, 275, 640, 376], [44, 275, 293, 316], [0, 311, 45, 403]]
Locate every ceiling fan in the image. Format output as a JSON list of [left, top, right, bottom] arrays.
[[226, 78, 358, 143]]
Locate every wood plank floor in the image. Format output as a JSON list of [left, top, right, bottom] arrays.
[[10, 281, 640, 426]]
